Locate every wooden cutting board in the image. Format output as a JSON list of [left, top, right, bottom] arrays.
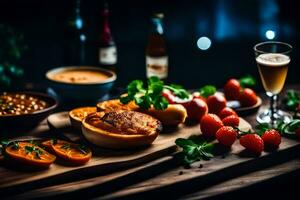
[[0, 112, 251, 192]]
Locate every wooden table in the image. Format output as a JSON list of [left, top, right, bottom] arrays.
[[4, 85, 300, 200]]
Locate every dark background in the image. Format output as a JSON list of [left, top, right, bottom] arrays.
[[0, 0, 299, 89]]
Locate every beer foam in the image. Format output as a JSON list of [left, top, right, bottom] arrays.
[[256, 53, 290, 66]]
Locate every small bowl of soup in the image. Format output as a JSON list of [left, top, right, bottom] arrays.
[[46, 66, 116, 104]]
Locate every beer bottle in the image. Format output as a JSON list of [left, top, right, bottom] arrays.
[[98, 2, 117, 71], [65, 0, 86, 65], [146, 13, 168, 80]]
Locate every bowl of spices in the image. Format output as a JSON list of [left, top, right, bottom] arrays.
[[0, 91, 57, 131]]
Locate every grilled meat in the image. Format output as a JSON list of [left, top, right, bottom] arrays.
[[82, 110, 162, 149], [85, 111, 162, 135], [96, 99, 187, 126]]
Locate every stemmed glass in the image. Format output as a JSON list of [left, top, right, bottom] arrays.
[[254, 41, 293, 126]]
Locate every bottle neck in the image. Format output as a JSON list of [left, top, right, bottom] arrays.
[[102, 9, 111, 35], [150, 18, 164, 35], [99, 8, 114, 46]]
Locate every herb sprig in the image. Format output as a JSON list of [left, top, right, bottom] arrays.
[[24, 145, 43, 159], [1, 140, 20, 150], [60, 143, 89, 155], [254, 119, 300, 137], [61, 143, 71, 150], [175, 137, 214, 166], [283, 90, 300, 112], [164, 84, 189, 99], [77, 144, 88, 155], [277, 119, 300, 136], [51, 138, 58, 145], [120, 76, 189, 110]]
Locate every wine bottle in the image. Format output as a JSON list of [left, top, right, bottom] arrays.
[[145, 13, 168, 80], [64, 0, 86, 65], [98, 2, 117, 71]]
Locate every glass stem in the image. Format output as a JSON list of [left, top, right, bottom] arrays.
[[270, 94, 276, 126]]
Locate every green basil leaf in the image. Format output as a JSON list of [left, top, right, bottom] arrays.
[[135, 95, 152, 110], [199, 85, 216, 98], [127, 80, 144, 96], [120, 95, 133, 104], [153, 96, 168, 110], [175, 137, 214, 166], [255, 123, 271, 135], [239, 75, 256, 88]]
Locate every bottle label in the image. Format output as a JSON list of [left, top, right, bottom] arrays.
[[146, 56, 168, 79], [99, 46, 117, 65]]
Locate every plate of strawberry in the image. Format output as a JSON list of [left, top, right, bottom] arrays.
[[162, 75, 261, 122], [224, 76, 262, 115]]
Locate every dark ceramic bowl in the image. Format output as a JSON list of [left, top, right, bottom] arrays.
[[46, 66, 116, 104], [0, 91, 58, 131]]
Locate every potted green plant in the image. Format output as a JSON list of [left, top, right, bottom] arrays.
[[0, 24, 26, 89]]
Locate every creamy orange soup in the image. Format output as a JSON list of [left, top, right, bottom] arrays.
[[50, 70, 110, 84]]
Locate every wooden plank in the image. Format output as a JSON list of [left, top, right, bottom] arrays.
[[9, 155, 177, 199], [6, 137, 300, 199], [0, 112, 251, 193], [180, 158, 300, 200], [97, 142, 300, 200], [4, 86, 300, 199]]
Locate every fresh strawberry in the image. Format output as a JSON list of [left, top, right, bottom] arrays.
[[224, 79, 241, 100], [218, 107, 238, 119], [240, 134, 264, 154], [185, 98, 208, 121], [222, 115, 240, 127], [239, 88, 258, 107], [216, 126, 237, 147], [261, 129, 281, 149], [296, 128, 300, 140], [206, 93, 227, 114], [200, 114, 224, 138]]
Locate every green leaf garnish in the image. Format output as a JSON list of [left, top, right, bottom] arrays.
[[255, 123, 272, 136], [279, 119, 300, 136], [254, 120, 300, 138], [24, 145, 43, 159], [152, 95, 169, 110], [76, 144, 88, 155], [0, 140, 10, 147], [198, 85, 216, 98], [120, 76, 191, 110], [175, 137, 214, 166], [61, 143, 71, 150], [164, 84, 190, 99], [120, 76, 164, 110], [10, 142, 19, 150], [239, 75, 256, 88], [127, 80, 145, 96], [283, 90, 300, 111], [51, 138, 58, 145]]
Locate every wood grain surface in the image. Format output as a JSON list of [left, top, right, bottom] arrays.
[[0, 111, 250, 193], [7, 137, 300, 199], [2, 85, 300, 200]]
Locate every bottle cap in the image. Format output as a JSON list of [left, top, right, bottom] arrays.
[[153, 13, 164, 19]]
